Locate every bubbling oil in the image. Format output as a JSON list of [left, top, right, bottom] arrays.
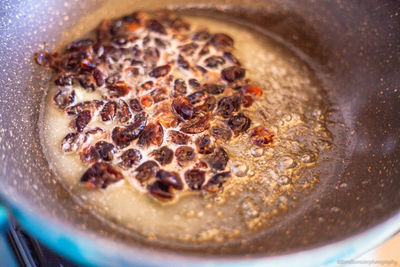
[[40, 14, 338, 245]]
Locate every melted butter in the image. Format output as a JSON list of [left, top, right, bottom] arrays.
[[40, 15, 338, 245]]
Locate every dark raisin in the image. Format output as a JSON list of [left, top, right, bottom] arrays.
[[172, 97, 194, 120], [250, 126, 274, 147], [100, 101, 117, 121], [105, 74, 120, 85], [178, 42, 198, 56], [93, 69, 105, 86], [173, 78, 187, 97], [61, 132, 81, 152], [169, 130, 190, 145], [223, 52, 241, 66], [81, 162, 123, 189], [180, 113, 210, 134], [192, 30, 211, 41], [135, 160, 159, 183], [196, 65, 207, 74], [228, 113, 251, 135], [203, 171, 231, 193], [137, 122, 164, 147], [79, 75, 96, 91], [208, 147, 229, 170], [53, 88, 75, 109], [140, 95, 154, 108], [54, 74, 75, 86], [129, 98, 143, 112], [150, 146, 174, 165], [195, 96, 216, 113], [170, 18, 190, 31], [188, 79, 201, 90], [194, 161, 208, 169], [142, 35, 151, 46], [149, 64, 171, 78], [221, 66, 246, 83], [210, 33, 234, 51], [241, 95, 253, 107], [76, 110, 91, 132], [141, 81, 154, 90], [66, 100, 103, 115], [80, 145, 101, 164], [203, 83, 225, 95], [94, 141, 115, 161], [199, 43, 210, 56], [177, 54, 189, 70], [107, 81, 131, 97], [34, 51, 55, 67], [119, 148, 142, 169], [184, 169, 205, 190], [187, 90, 205, 104], [85, 127, 105, 139], [149, 180, 173, 200], [146, 19, 166, 34], [195, 135, 214, 154], [112, 113, 147, 148], [131, 59, 143, 66], [156, 170, 183, 190], [210, 125, 232, 141], [205, 56, 225, 68], [175, 146, 195, 166], [216, 97, 236, 118]]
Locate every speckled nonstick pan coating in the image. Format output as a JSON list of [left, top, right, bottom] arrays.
[[0, 0, 399, 266]]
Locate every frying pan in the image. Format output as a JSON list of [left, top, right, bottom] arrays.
[[0, 0, 399, 266]]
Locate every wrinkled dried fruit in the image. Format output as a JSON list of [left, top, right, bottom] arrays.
[[180, 113, 210, 134], [192, 30, 211, 41], [241, 95, 253, 107], [178, 42, 198, 56], [137, 122, 164, 147], [177, 54, 189, 70], [81, 162, 124, 189], [149, 64, 171, 78], [156, 170, 183, 190], [205, 56, 225, 68], [80, 145, 101, 164], [129, 98, 143, 112], [184, 169, 205, 190], [221, 66, 246, 82], [53, 88, 75, 109], [151, 146, 174, 165], [172, 97, 194, 120], [203, 171, 231, 193], [173, 78, 187, 97], [140, 95, 154, 107], [195, 96, 216, 113], [210, 33, 234, 51], [93, 69, 105, 86], [195, 135, 214, 154], [210, 125, 232, 141], [228, 113, 251, 135], [150, 87, 168, 103], [250, 126, 274, 147], [107, 81, 131, 97], [135, 160, 159, 182], [203, 83, 225, 95], [158, 111, 178, 128], [187, 90, 205, 104], [175, 146, 195, 166], [146, 19, 166, 34], [188, 78, 201, 90], [149, 180, 173, 200], [169, 130, 190, 145], [216, 96, 237, 118], [101, 101, 117, 121], [119, 148, 142, 169], [240, 84, 263, 98], [208, 147, 229, 170], [76, 110, 92, 132], [223, 52, 241, 66], [61, 132, 82, 152], [94, 141, 115, 161], [141, 81, 154, 90], [112, 114, 147, 148]]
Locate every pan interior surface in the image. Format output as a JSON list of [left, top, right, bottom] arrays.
[[0, 0, 399, 264]]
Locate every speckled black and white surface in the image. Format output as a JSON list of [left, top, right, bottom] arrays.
[[0, 0, 399, 266]]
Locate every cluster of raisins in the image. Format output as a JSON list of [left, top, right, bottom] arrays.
[[35, 11, 273, 201]]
